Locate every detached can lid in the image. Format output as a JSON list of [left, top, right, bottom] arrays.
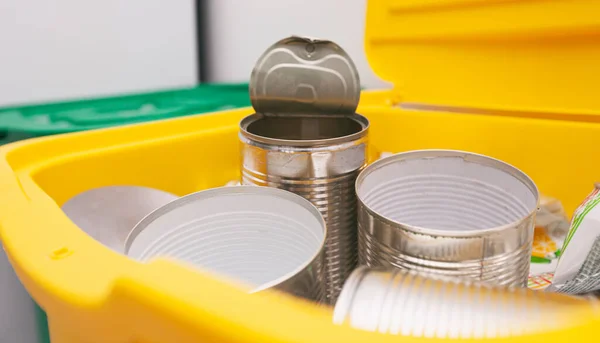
[[249, 36, 361, 116]]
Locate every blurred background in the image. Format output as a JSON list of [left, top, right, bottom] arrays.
[[0, 0, 388, 107]]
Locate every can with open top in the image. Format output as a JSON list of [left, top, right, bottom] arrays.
[[125, 186, 327, 303], [356, 150, 539, 287], [240, 36, 369, 303]]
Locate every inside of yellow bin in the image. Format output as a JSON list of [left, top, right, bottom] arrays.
[[26, 101, 599, 217], [2, 99, 600, 342]]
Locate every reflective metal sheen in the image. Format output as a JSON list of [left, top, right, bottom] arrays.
[[249, 36, 361, 116], [242, 35, 368, 303], [240, 114, 368, 303], [62, 186, 178, 253], [333, 267, 595, 338], [356, 150, 539, 287]]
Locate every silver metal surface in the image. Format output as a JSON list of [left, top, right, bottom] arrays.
[[333, 267, 593, 338], [240, 114, 368, 303], [125, 186, 327, 303], [250, 36, 360, 116], [61, 186, 178, 253], [242, 35, 368, 304], [356, 150, 539, 287]]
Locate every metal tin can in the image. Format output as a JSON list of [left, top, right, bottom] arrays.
[[333, 267, 596, 339], [356, 150, 539, 287], [61, 186, 178, 252], [240, 36, 369, 303], [125, 186, 327, 303]]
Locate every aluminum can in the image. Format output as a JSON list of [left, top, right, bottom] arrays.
[[240, 36, 368, 303], [125, 186, 327, 303], [356, 150, 539, 287], [62, 186, 178, 252], [333, 267, 596, 338]]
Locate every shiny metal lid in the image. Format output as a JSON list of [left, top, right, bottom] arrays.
[[250, 36, 361, 116]]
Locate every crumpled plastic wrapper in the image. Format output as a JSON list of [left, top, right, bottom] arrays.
[[546, 185, 600, 294], [523, 195, 570, 291], [373, 153, 582, 292], [532, 196, 570, 261], [549, 236, 600, 294]]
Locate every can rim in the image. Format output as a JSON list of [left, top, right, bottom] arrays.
[[124, 185, 328, 293], [239, 112, 369, 148], [355, 149, 540, 238]]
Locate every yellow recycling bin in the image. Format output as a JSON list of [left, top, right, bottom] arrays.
[[2, 0, 600, 342]]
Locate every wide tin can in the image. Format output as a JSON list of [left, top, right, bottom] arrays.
[[356, 150, 539, 287], [125, 186, 327, 303]]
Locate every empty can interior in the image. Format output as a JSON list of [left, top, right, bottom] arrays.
[[125, 186, 326, 295], [357, 150, 539, 234], [240, 113, 368, 146]]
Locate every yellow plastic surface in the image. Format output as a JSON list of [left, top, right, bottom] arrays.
[[2, 102, 600, 342], [3, 1, 600, 342], [365, 0, 600, 115]]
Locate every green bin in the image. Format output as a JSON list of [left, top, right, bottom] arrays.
[[0, 83, 250, 145]]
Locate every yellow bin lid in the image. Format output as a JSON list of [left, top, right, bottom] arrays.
[[365, 0, 600, 115]]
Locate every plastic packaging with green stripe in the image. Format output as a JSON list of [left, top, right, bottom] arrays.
[[0, 83, 250, 145], [552, 184, 600, 292]]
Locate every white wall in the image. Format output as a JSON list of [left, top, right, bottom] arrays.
[[204, 0, 389, 89], [0, 0, 387, 108], [0, 0, 197, 107]]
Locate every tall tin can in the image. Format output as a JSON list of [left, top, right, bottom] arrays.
[[125, 186, 327, 303], [356, 150, 539, 287], [240, 36, 369, 303]]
